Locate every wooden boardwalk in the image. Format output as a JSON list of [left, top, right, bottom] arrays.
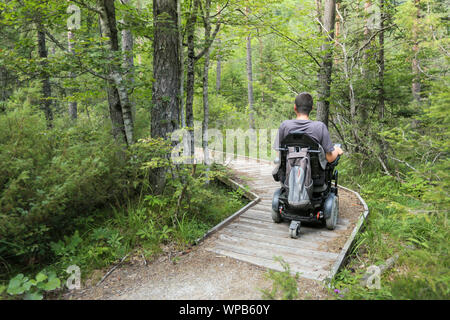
[[203, 154, 368, 283]]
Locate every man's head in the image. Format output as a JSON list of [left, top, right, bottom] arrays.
[[294, 92, 313, 116]]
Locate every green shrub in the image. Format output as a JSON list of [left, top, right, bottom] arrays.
[[0, 108, 128, 274], [261, 257, 300, 300]]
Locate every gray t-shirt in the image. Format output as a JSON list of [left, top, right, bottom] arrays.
[[273, 119, 335, 153]]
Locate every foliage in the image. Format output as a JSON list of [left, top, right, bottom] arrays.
[[331, 159, 450, 300], [0, 0, 448, 301], [5, 270, 61, 300], [261, 256, 300, 300]]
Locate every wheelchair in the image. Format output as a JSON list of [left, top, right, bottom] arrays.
[[271, 130, 341, 238]]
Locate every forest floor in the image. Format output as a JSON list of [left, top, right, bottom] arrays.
[[63, 242, 331, 300]]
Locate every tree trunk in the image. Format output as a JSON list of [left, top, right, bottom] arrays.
[[412, 0, 421, 102], [258, 31, 265, 105], [152, 0, 181, 139], [178, 0, 185, 127], [360, 0, 371, 125], [246, 7, 255, 129], [185, 0, 200, 160], [203, 0, 212, 166], [334, 1, 340, 66], [316, 0, 336, 128], [98, 0, 134, 146], [151, 0, 182, 191], [121, 0, 135, 123], [37, 25, 53, 128], [216, 37, 222, 94], [378, 0, 385, 120], [67, 30, 77, 120]]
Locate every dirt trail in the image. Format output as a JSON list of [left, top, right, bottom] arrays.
[[64, 244, 331, 300]]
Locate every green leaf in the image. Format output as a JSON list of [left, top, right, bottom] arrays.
[[35, 273, 47, 283], [23, 292, 43, 300], [7, 274, 26, 295], [42, 277, 60, 291]]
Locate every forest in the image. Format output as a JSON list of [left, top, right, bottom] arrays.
[[0, 0, 448, 300]]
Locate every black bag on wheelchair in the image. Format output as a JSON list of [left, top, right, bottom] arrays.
[[285, 146, 313, 209]]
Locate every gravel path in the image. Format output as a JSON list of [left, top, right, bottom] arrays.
[[64, 244, 330, 300]]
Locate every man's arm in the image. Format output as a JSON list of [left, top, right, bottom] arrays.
[[320, 123, 344, 163]]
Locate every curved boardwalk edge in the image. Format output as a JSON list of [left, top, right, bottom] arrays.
[[194, 176, 261, 245], [324, 185, 370, 285]]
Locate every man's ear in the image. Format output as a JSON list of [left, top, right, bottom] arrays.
[[294, 104, 297, 113]]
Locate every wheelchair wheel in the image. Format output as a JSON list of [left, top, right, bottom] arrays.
[[271, 209, 282, 223], [289, 228, 299, 239], [325, 195, 339, 230], [289, 220, 301, 239], [271, 188, 282, 223]]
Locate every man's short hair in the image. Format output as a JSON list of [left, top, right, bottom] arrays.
[[295, 92, 313, 115]]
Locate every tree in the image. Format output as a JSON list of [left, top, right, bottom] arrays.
[[316, 0, 336, 128], [245, 6, 255, 129], [67, 4, 79, 121], [97, 0, 134, 146], [411, 0, 421, 102], [151, 0, 182, 188], [184, 0, 221, 159], [121, 0, 136, 122], [37, 22, 53, 128]]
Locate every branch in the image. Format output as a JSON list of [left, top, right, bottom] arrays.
[[195, 22, 220, 61], [210, 0, 229, 19], [236, 8, 321, 67], [44, 28, 110, 81], [70, 0, 102, 15], [45, 30, 67, 52]]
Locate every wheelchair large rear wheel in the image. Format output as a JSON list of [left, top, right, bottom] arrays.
[[271, 209, 282, 223], [271, 188, 282, 223], [325, 195, 339, 230]]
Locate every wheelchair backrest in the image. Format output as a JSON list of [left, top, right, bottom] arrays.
[[279, 130, 327, 186]]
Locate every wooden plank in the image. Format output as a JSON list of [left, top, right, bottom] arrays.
[[239, 214, 349, 231], [225, 222, 338, 243], [211, 240, 331, 271], [242, 209, 350, 228], [231, 166, 274, 172], [206, 245, 328, 281], [216, 233, 339, 262], [220, 228, 322, 251], [234, 217, 341, 238]]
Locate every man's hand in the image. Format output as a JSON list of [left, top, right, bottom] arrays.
[[335, 145, 344, 156], [326, 145, 344, 163]]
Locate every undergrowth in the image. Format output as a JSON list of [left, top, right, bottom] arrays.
[[0, 108, 248, 300], [330, 157, 449, 300]]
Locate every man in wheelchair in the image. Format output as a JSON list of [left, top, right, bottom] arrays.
[[271, 92, 344, 238]]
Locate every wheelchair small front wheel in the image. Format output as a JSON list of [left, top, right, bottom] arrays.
[[289, 220, 301, 239]]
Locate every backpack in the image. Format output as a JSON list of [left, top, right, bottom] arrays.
[[284, 147, 313, 209]]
